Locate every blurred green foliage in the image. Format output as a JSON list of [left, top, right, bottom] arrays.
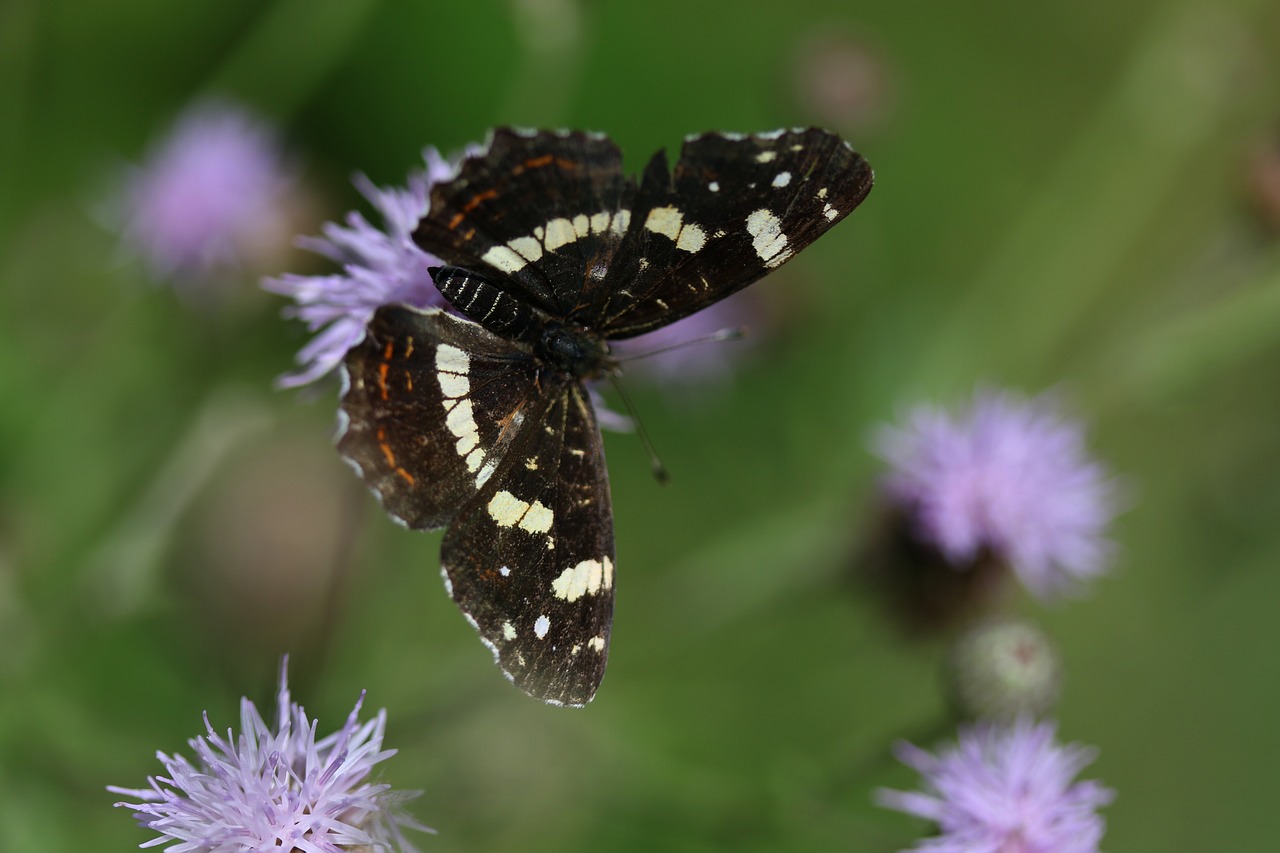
[[3, 0, 1280, 850]]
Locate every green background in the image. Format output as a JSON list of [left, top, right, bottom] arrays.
[[3, 0, 1279, 850]]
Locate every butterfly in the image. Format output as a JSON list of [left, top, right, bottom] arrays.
[[338, 128, 873, 705]]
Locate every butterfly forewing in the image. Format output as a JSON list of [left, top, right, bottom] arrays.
[[338, 305, 538, 530], [414, 129, 637, 318], [595, 128, 874, 338], [441, 383, 614, 706]]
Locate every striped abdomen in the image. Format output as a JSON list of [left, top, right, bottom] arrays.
[[432, 266, 541, 345]]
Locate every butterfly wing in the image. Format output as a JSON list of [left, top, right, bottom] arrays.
[[414, 128, 637, 319], [338, 305, 539, 530], [441, 382, 615, 706], [593, 127, 874, 338]]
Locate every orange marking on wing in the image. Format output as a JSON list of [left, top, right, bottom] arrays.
[[383, 341, 394, 360], [555, 157, 578, 170], [514, 154, 554, 174], [377, 427, 396, 467], [396, 467, 415, 485], [404, 370, 413, 391], [496, 405, 525, 442], [377, 362, 389, 400], [404, 337, 414, 358], [448, 188, 499, 229]]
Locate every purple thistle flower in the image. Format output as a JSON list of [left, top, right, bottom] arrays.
[[117, 100, 295, 284], [263, 149, 461, 388], [876, 718, 1114, 853], [874, 389, 1120, 599], [109, 659, 431, 852]]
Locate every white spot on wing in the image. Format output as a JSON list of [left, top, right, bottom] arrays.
[[438, 371, 469, 398], [476, 459, 496, 488], [502, 621, 517, 640], [488, 490, 530, 527], [646, 205, 706, 253], [588, 635, 606, 652], [499, 565, 511, 577], [509, 235, 543, 262], [772, 171, 792, 188], [823, 203, 838, 221], [481, 244, 527, 274], [551, 559, 607, 601], [745, 208, 793, 268], [677, 222, 707, 253], [645, 205, 684, 240], [519, 500, 554, 534], [543, 217, 577, 251], [534, 615, 551, 639], [456, 431, 479, 455], [755, 150, 777, 163], [708, 181, 719, 192], [611, 209, 631, 235], [445, 399, 477, 439], [436, 344, 470, 376]]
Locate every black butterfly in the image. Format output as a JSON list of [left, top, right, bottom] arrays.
[[338, 128, 873, 705]]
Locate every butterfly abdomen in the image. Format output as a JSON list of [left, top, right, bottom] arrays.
[[432, 266, 540, 345]]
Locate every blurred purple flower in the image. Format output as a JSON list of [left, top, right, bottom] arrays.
[[613, 291, 763, 391], [263, 150, 458, 387], [117, 100, 295, 284], [109, 659, 431, 852], [874, 389, 1119, 599], [876, 718, 1114, 853]]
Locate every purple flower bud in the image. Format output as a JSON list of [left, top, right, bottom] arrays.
[[945, 618, 1062, 721]]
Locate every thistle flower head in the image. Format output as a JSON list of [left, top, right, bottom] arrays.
[[110, 659, 431, 852], [263, 149, 460, 387], [117, 99, 294, 284], [875, 389, 1120, 599], [876, 718, 1114, 853]]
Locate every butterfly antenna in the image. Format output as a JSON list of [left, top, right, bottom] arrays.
[[607, 376, 670, 485], [613, 326, 747, 363]]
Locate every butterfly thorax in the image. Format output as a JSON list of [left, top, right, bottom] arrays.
[[432, 265, 613, 380], [536, 321, 614, 380]]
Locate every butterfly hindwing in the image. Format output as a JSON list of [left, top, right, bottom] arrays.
[[593, 128, 874, 338], [338, 305, 538, 530], [441, 383, 614, 707], [414, 128, 637, 319]]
